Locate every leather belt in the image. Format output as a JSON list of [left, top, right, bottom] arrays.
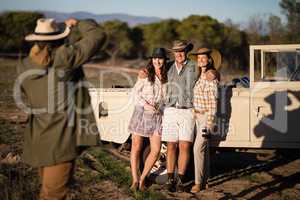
[[170, 105, 191, 109], [193, 109, 206, 114]]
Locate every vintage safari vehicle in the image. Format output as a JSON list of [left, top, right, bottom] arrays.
[[89, 44, 300, 149]]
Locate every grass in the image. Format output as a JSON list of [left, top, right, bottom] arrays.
[[241, 173, 260, 183], [86, 147, 166, 200], [0, 58, 20, 110], [89, 148, 131, 185], [0, 146, 166, 200], [241, 172, 268, 184], [0, 163, 40, 200], [0, 119, 22, 145]]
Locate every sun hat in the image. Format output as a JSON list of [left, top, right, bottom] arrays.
[[190, 47, 222, 69], [25, 18, 70, 41], [169, 40, 194, 52]]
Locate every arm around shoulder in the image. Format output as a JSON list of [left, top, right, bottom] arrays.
[[206, 69, 220, 81], [137, 67, 148, 79]]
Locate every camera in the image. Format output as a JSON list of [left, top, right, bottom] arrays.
[[202, 128, 211, 139]]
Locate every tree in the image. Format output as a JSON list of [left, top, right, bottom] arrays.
[[267, 15, 285, 44], [139, 19, 180, 56], [245, 15, 268, 45], [0, 11, 43, 53], [129, 26, 144, 59], [279, 0, 300, 42], [176, 15, 248, 70], [221, 19, 249, 70], [102, 20, 134, 63], [176, 15, 223, 49]]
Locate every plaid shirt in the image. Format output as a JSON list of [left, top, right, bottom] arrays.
[[193, 78, 218, 128]]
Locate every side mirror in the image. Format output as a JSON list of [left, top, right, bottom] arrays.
[[99, 102, 108, 118]]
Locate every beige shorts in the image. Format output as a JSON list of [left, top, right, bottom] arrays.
[[161, 107, 196, 142]]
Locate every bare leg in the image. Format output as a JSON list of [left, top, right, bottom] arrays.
[[140, 133, 161, 189], [177, 140, 192, 175], [167, 142, 177, 174], [130, 134, 143, 187]]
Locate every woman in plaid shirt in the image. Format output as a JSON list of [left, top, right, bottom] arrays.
[[128, 48, 168, 191], [190, 47, 220, 193]]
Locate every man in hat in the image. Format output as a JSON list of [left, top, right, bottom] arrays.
[[159, 40, 198, 192], [16, 18, 106, 199]]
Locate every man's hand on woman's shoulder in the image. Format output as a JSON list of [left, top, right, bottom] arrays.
[[206, 70, 220, 81], [138, 67, 148, 79]]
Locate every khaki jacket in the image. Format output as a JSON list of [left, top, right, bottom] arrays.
[[18, 20, 106, 167]]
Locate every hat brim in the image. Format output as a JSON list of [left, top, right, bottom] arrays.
[[147, 56, 169, 60], [25, 26, 71, 41], [189, 49, 222, 70], [169, 43, 194, 52], [190, 49, 212, 55]]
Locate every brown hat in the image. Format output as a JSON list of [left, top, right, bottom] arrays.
[[25, 18, 70, 41], [190, 47, 222, 69], [170, 40, 194, 52]]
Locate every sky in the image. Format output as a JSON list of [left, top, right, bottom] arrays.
[[1, 0, 284, 23]]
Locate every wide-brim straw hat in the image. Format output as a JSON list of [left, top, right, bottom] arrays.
[[190, 47, 222, 70], [169, 40, 194, 52], [25, 18, 70, 41]]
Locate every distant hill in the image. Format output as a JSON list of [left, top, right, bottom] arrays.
[[42, 11, 161, 26]]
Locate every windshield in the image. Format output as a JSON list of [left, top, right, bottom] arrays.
[[254, 49, 300, 82]]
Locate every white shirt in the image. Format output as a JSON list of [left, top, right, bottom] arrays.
[[133, 76, 166, 107], [175, 60, 188, 75]]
